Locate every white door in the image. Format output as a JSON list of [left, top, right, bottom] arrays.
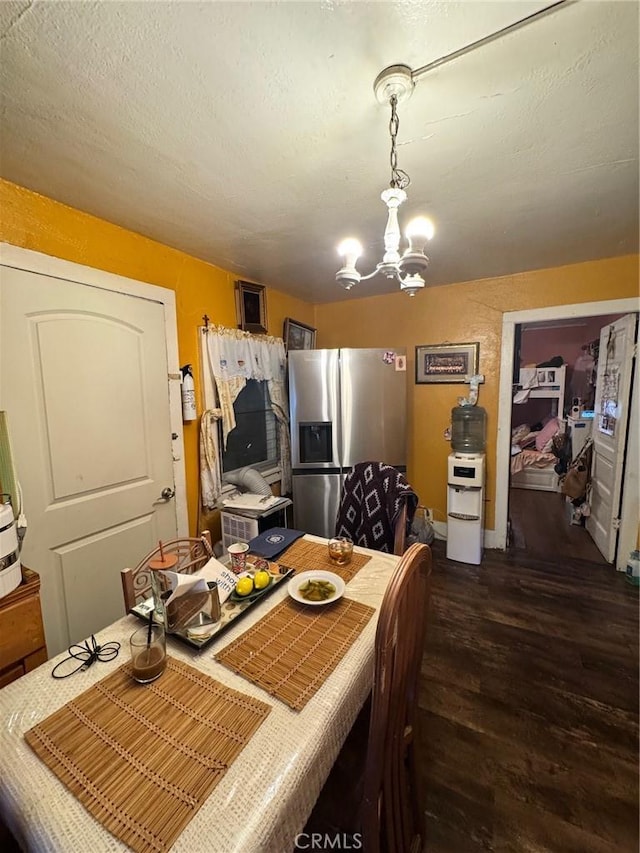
[[0, 266, 179, 655], [587, 313, 638, 562]]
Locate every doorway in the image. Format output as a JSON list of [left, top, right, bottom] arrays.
[[495, 297, 640, 569], [507, 315, 625, 564]]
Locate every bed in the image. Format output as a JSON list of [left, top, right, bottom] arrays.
[[511, 447, 560, 491], [510, 365, 566, 492]]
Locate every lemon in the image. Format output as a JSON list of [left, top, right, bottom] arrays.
[[253, 570, 270, 590], [235, 576, 254, 597]]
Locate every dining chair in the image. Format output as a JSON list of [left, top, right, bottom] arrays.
[[392, 503, 408, 557], [361, 541, 432, 853], [120, 532, 214, 612], [302, 542, 432, 852], [335, 461, 419, 555]]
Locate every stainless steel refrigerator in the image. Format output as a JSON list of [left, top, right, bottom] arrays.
[[288, 348, 407, 538]]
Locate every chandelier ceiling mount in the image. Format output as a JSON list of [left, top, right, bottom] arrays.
[[373, 64, 415, 106]]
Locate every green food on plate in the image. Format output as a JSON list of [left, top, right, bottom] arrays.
[[299, 579, 336, 602]]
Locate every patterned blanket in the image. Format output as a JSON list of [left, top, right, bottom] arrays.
[[335, 461, 419, 554]]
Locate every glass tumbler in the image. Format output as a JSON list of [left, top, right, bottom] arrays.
[[327, 536, 354, 566], [130, 624, 167, 683]]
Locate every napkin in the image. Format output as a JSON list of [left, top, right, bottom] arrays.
[[247, 527, 305, 560]]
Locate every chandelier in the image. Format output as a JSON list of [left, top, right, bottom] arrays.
[[336, 65, 435, 298]]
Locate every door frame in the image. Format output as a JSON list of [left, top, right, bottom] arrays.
[[0, 243, 188, 537], [495, 296, 640, 562]]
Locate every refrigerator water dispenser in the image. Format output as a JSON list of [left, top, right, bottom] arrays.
[[299, 422, 333, 464]]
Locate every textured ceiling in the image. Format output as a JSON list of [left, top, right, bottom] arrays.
[[1, 1, 638, 303]]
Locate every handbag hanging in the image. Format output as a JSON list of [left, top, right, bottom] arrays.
[[560, 438, 593, 500]]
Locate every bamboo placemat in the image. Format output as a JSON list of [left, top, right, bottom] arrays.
[[25, 657, 271, 853], [277, 538, 371, 583], [215, 597, 375, 710]]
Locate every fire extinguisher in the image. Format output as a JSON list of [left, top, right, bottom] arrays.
[[181, 364, 197, 421]]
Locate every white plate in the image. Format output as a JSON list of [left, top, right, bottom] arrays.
[[288, 570, 345, 606]]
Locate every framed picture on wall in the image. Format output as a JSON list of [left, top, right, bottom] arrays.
[[283, 317, 316, 351], [235, 281, 267, 333], [415, 342, 479, 384]]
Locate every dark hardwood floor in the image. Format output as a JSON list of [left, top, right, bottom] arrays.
[[306, 538, 638, 852], [508, 487, 606, 564], [419, 540, 638, 852]]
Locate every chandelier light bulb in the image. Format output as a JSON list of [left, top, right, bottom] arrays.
[[336, 238, 363, 290], [402, 216, 435, 269], [405, 216, 435, 242], [337, 238, 363, 266]]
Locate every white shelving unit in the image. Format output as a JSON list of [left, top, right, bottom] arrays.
[[512, 365, 566, 492]]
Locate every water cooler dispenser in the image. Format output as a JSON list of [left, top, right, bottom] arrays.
[[447, 454, 485, 564], [447, 403, 486, 565]]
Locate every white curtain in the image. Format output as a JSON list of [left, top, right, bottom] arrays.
[[267, 382, 292, 496], [200, 408, 223, 511], [203, 325, 291, 501]]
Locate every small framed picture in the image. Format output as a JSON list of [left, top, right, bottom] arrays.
[[235, 281, 267, 333], [415, 342, 479, 384], [283, 317, 316, 351]]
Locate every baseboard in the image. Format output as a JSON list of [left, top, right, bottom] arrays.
[[483, 528, 501, 550]]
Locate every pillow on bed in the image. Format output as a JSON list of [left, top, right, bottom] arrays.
[[535, 417, 560, 452], [520, 431, 538, 449], [511, 423, 531, 444]]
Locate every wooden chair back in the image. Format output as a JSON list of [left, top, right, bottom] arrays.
[[392, 502, 408, 556], [361, 542, 432, 853], [120, 532, 213, 612]]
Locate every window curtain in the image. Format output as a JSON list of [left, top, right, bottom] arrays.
[[200, 408, 223, 511], [203, 325, 291, 501]]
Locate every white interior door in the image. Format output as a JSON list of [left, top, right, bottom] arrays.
[[1, 266, 180, 655], [587, 313, 638, 562]]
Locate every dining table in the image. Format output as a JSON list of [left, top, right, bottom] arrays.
[[0, 535, 399, 853]]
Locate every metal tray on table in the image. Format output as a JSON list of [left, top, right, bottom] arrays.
[[131, 558, 294, 651]]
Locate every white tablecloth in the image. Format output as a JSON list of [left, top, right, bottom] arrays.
[[0, 536, 398, 852]]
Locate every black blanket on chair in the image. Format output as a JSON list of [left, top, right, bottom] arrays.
[[335, 461, 419, 553]]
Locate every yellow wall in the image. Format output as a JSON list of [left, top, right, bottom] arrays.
[[315, 256, 639, 529], [3, 178, 638, 538], [0, 179, 315, 534]]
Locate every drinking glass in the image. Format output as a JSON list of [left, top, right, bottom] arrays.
[[327, 536, 354, 566], [130, 624, 167, 683]]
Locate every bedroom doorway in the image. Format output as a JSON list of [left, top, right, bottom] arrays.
[[507, 316, 622, 565], [495, 297, 640, 570]]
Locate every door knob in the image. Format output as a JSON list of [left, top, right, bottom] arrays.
[[160, 487, 175, 501]]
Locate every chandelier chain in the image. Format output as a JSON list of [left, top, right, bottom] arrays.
[[389, 95, 410, 190]]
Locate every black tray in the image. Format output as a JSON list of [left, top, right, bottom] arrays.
[[131, 566, 295, 651]]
